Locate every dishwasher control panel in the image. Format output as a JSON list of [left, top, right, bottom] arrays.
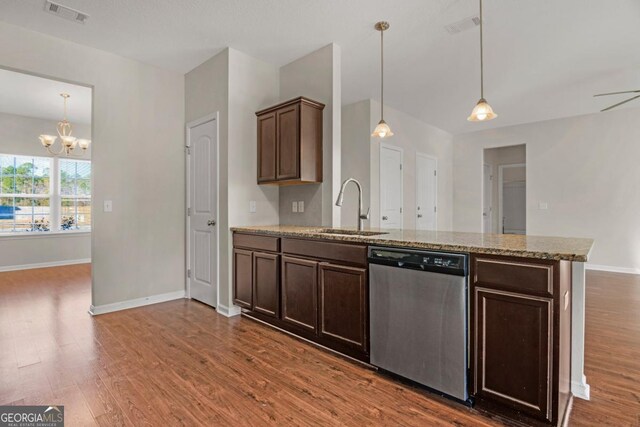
[[368, 247, 468, 276]]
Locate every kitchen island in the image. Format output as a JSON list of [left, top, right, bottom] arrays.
[[230, 225, 593, 426]]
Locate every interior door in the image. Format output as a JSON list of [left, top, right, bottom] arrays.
[[416, 154, 437, 230], [380, 144, 403, 229], [188, 117, 218, 307], [483, 164, 492, 233]]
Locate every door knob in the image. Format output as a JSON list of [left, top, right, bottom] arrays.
[[382, 216, 388, 221], [207, 219, 216, 227]]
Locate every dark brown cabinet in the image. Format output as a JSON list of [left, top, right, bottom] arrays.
[[256, 97, 324, 185], [281, 256, 318, 332], [471, 255, 572, 426], [318, 263, 367, 353], [253, 252, 280, 318], [257, 112, 277, 182], [233, 249, 253, 309]]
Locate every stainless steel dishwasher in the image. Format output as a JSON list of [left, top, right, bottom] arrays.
[[368, 246, 469, 402]]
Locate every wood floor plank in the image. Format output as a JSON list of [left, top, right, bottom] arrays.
[[1, 264, 639, 425]]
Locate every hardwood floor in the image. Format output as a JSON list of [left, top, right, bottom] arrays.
[[0, 265, 638, 426]]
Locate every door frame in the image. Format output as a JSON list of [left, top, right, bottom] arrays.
[[498, 163, 526, 234], [482, 163, 492, 233], [185, 112, 220, 306], [415, 152, 438, 230], [379, 142, 404, 229]]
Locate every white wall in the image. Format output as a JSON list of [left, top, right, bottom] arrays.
[[185, 48, 280, 313], [0, 112, 92, 270], [0, 22, 185, 307], [454, 106, 640, 271], [279, 44, 341, 226], [341, 99, 454, 230]]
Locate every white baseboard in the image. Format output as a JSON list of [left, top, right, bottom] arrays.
[[586, 263, 640, 275], [0, 258, 91, 273], [216, 303, 242, 317], [89, 290, 186, 315], [571, 375, 591, 400]]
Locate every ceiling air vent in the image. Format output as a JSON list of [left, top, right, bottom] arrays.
[[445, 15, 480, 34], [44, 0, 89, 24]]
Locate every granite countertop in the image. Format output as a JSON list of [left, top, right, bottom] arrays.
[[230, 225, 594, 262]]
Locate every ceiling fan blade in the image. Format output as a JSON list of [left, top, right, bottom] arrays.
[[594, 90, 640, 97], [601, 94, 640, 112]]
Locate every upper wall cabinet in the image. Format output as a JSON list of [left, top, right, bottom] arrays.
[[256, 97, 325, 185]]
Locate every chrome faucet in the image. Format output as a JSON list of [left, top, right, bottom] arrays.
[[335, 178, 370, 231]]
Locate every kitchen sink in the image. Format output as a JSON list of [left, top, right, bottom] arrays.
[[318, 228, 388, 237]]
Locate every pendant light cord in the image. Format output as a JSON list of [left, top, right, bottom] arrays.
[[381, 27, 384, 120], [479, 0, 484, 99]]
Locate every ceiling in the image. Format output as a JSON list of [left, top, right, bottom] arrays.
[[0, 68, 92, 124], [1, 0, 639, 134]]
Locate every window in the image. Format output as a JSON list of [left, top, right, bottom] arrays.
[[60, 159, 91, 230], [0, 154, 91, 234]]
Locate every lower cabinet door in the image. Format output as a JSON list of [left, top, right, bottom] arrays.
[[253, 252, 280, 317], [233, 249, 253, 309], [318, 263, 367, 352], [474, 287, 553, 422], [281, 256, 318, 332]]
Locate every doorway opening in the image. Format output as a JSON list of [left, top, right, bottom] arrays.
[[482, 145, 526, 235], [0, 68, 92, 267]]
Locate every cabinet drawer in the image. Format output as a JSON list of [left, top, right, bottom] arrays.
[[233, 233, 280, 253], [281, 238, 367, 267], [473, 256, 554, 296]]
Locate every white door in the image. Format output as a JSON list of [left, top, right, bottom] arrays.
[[187, 116, 218, 307], [482, 164, 492, 233], [415, 154, 437, 230], [380, 144, 403, 229]]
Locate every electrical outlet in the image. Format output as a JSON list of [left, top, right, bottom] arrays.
[[103, 200, 113, 212], [292, 201, 298, 213], [298, 201, 304, 213], [249, 201, 256, 213]]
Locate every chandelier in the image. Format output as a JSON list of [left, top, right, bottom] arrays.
[[39, 93, 91, 156]]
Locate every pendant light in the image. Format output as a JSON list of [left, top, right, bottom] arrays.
[[372, 21, 394, 138], [39, 93, 91, 156], [467, 0, 498, 122]]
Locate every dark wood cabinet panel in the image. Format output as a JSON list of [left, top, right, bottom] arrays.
[[257, 112, 277, 183], [256, 97, 324, 185], [233, 233, 280, 253], [281, 238, 367, 267], [276, 104, 300, 180], [474, 256, 554, 296], [253, 252, 280, 318], [233, 249, 253, 309], [470, 254, 572, 426], [281, 256, 318, 332], [474, 288, 552, 421], [318, 263, 367, 352]]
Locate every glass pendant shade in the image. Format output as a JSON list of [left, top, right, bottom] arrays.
[[371, 120, 394, 138], [61, 135, 77, 148], [467, 98, 498, 122], [77, 139, 91, 150], [39, 135, 57, 147]]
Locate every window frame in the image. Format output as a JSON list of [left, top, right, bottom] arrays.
[[0, 153, 91, 237]]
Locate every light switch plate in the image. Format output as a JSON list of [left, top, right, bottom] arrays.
[[539, 202, 548, 210], [292, 201, 298, 213], [298, 201, 304, 213], [249, 200, 256, 213], [103, 200, 113, 212]]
